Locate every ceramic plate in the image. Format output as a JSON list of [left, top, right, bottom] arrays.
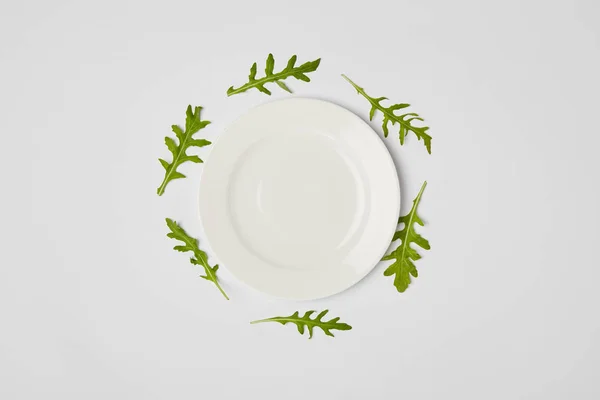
[[199, 98, 400, 299]]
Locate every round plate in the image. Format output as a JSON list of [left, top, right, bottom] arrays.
[[199, 98, 400, 300]]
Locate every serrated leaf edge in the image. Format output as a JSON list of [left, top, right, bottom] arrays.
[[227, 54, 321, 96], [165, 218, 229, 300], [382, 181, 430, 292], [250, 309, 352, 339], [157, 106, 211, 196], [341, 74, 432, 154]]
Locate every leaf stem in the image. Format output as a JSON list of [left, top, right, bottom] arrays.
[[250, 317, 288, 324], [214, 280, 229, 300], [342, 74, 396, 122], [156, 178, 168, 196], [250, 318, 270, 324], [195, 250, 229, 300]]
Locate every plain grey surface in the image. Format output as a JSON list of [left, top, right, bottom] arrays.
[[3, 0, 600, 398]]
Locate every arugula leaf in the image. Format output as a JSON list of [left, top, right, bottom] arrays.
[[157, 106, 211, 196], [382, 181, 430, 292], [251, 310, 351, 338], [165, 218, 229, 300], [342, 74, 432, 154], [227, 54, 321, 96]]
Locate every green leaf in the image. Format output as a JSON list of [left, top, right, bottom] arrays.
[[276, 80, 292, 93], [341, 74, 432, 154], [382, 181, 430, 292], [227, 54, 321, 96], [158, 158, 170, 170], [250, 310, 351, 338], [157, 105, 211, 196], [171, 125, 185, 142], [165, 218, 229, 300]]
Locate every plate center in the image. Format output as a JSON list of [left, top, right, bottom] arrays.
[[228, 133, 365, 270]]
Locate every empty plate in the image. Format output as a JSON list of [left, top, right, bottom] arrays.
[[199, 98, 400, 299]]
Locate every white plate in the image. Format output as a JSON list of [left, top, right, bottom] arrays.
[[199, 98, 400, 300]]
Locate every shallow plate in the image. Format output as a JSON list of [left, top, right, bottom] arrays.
[[199, 98, 400, 300]]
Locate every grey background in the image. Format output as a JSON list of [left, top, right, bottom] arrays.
[[3, 0, 599, 398]]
